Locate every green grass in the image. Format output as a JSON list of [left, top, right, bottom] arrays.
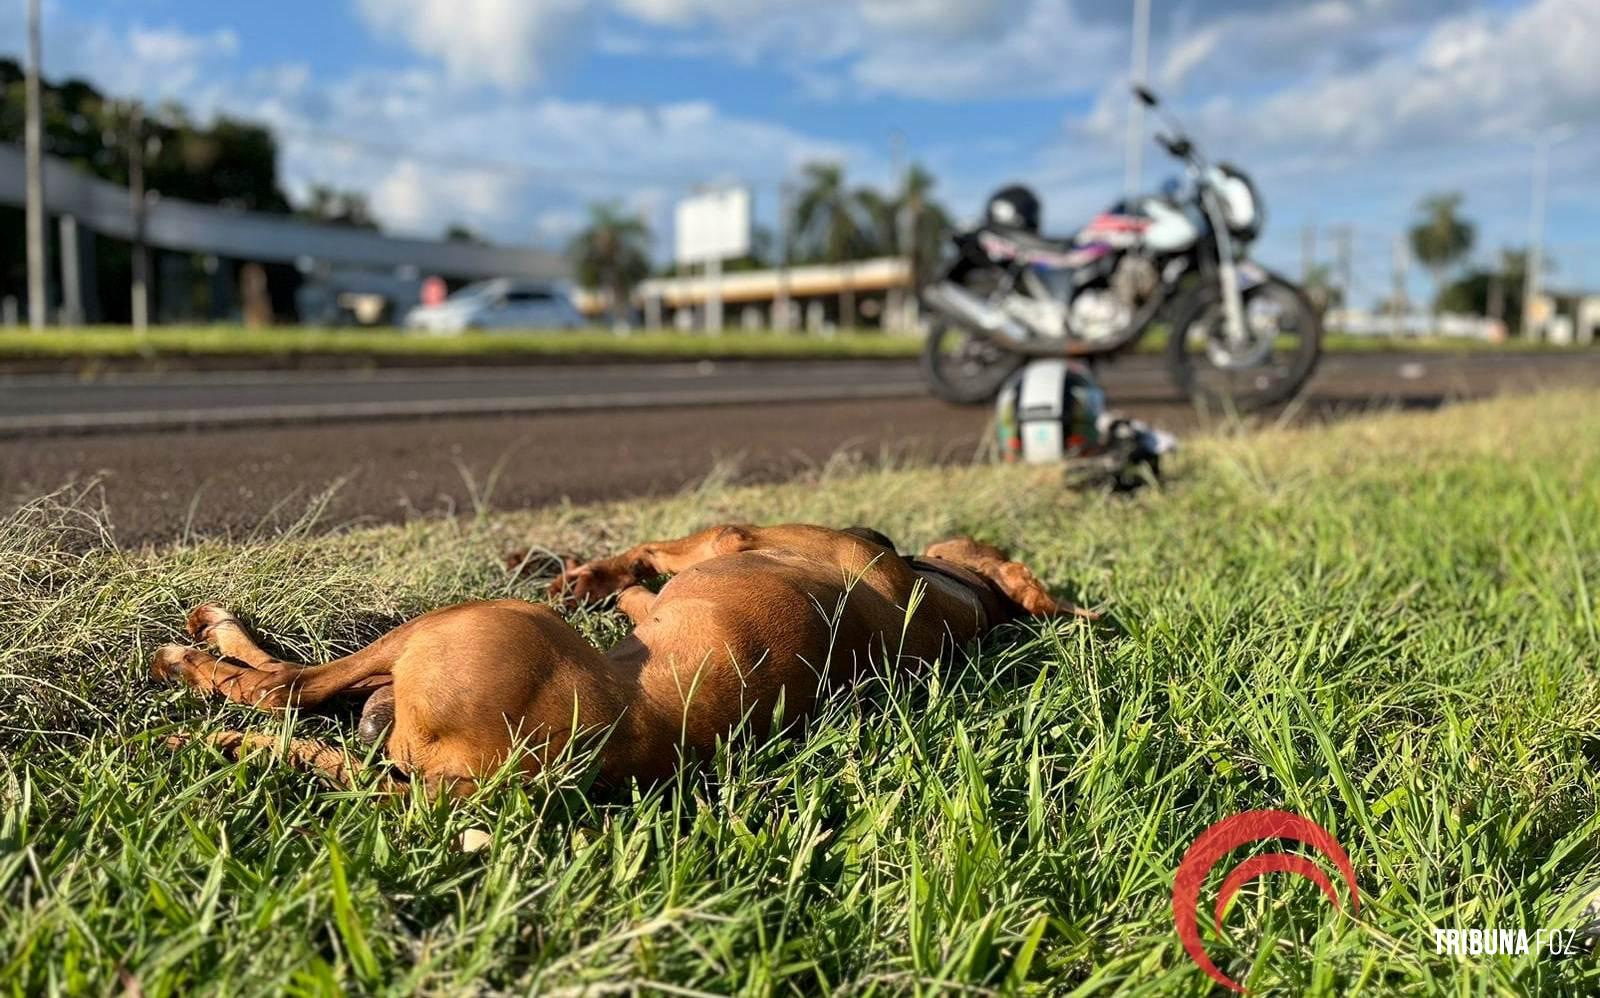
[[0, 325, 1585, 366], [0, 325, 922, 362], [2, 391, 1598, 994]]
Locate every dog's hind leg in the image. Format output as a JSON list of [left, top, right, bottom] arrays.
[[166, 730, 400, 791], [152, 630, 397, 711], [185, 604, 283, 667]]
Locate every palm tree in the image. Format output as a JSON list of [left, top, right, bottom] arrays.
[[895, 164, 954, 289], [1408, 193, 1476, 320], [568, 201, 651, 323], [852, 187, 898, 259], [792, 162, 869, 328]]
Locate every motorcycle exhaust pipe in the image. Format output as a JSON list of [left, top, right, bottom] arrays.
[[921, 281, 1094, 358], [921, 282, 1031, 343]]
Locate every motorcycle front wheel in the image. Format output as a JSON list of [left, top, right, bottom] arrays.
[[1165, 274, 1323, 410], [920, 319, 1026, 405]]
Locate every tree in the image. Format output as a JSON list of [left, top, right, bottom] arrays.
[[1302, 263, 1344, 314], [568, 201, 652, 322], [301, 185, 379, 229], [0, 62, 301, 320], [723, 225, 775, 274], [852, 187, 898, 260], [1408, 193, 1476, 318], [792, 163, 867, 264], [444, 224, 484, 243], [1437, 247, 1547, 333], [792, 162, 874, 327], [891, 164, 954, 289]]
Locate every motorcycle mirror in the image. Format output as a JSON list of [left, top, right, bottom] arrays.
[[1132, 84, 1159, 107]]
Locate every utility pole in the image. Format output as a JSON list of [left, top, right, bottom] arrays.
[[1124, 0, 1152, 197], [1300, 223, 1316, 283], [58, 215, 81, 325], [890, 130, 916, 329], [1391, 235, 1410, 334], [1334, 225, 1353, 309], [129, 103, 149, 332], [1523, 134, 1550, 342], [24, 0, 46, 330], [705, 255, 722, 334], [774, 179, 792, 332]]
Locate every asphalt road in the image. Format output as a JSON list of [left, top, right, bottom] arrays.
[[1, 352, 1593, 545], [0, 360, 928, 434]]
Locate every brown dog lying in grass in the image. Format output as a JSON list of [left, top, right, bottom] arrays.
[[153, 523, 1090, 793]]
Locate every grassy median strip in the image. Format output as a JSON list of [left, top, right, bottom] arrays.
[[1, 391, 1597, 992], [0, 326, 924, 362], [0, 325, 1589, 366]]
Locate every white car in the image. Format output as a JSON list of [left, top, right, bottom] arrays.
[[405, 279, 586, 332]]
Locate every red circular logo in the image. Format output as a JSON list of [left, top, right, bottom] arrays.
[[1172, 809, 1360, 993]]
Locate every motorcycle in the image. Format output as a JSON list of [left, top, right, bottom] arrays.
[[920, 84, 1322, 409]]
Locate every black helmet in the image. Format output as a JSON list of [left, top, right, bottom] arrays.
[[986, 184, 1041, 233]]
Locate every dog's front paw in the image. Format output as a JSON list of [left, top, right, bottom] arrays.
[[185, 603, 237, 643], [151, 643, 203, 681], [551, 558, 635, 607]]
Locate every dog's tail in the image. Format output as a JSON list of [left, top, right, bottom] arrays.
[[165, 731, 405, 793]]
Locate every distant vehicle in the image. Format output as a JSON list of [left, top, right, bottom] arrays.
[[404, 279, 586, 332], [296, 268, 425, 327]]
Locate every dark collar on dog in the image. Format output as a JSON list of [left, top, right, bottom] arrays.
[[904, 556, 1008, 631]]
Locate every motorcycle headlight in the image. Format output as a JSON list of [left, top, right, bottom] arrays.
[[1215, 164, 1263, 242]]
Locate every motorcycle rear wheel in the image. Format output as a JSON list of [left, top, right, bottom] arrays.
[[1165, 275, 1322, 411], [920, 319, 1026, 405]]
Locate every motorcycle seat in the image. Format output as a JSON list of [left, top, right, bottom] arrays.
[[982, 225, 1077, 254]]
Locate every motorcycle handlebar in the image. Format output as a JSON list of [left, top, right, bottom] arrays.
[[1156, 133, 1194, 161]]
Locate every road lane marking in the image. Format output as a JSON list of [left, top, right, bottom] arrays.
[[0, 382, 928, 437]]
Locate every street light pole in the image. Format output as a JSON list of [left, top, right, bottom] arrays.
[[24, 0, 47, 330], [890, 130, 916, 329], [775, 179, 793, 332], [129, 103, 149, 332], [1124, 0, 1152, 198], [1523, 134, 1550, 342]]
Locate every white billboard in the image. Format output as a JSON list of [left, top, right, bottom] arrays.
[[675, 187, 751, 265]]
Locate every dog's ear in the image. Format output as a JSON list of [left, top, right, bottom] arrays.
[[841, 525, 899, 552], [994, 561, 1099, 619], [922, 537, 1012, 564]]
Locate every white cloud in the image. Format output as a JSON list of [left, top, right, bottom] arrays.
[[367, 159, 519, 232], [851, 0, 1119, 99], [126, 25, 239, 66], [858, 0, 1028, 40], [1212, 0, 1600, 152], [352, 0, 591, 88], [225, 66, 863, 244], [350, 0, 1113, 99], [41, 21, 241, 101]]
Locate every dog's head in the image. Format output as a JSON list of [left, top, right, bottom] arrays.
[[919, 538, 1096, 622]]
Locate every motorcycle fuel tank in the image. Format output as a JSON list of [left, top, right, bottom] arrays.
[[1136, 198, 1199, 253]]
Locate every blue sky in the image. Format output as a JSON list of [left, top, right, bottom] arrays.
[[8, 0, 1600, 302]]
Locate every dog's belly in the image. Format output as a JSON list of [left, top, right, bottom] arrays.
[[627, 550, 919, 747]]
